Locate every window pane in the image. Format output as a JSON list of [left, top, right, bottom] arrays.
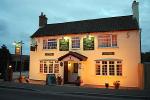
[[109, 61, 114, 64], [102, 65, 107, 75], [54, 64, 59, 73], [40, 64, 43, 73], [72, 37, 80, 48], [117, 65, 122, 76], [98, 35, 117, 47], [96, 65, 100, 75], [49, 63, 53, 73], [99, 35, 111, 47], [47, 39, 57, 49], [44, 64, 48, 73], [95, 60, 122, 76], [109, 65, 115, 75], [112, 35, 117, 47], [102, 61, 107, 64], [43, 40, 47, 49]]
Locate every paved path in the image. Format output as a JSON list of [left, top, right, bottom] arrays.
[[0, 81, 150, 100]]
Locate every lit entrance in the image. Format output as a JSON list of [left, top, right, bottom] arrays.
[[64, 61, 79, 84], [58, 51, 87, 84]]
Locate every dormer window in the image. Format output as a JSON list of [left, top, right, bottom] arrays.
[[98, 34, 117, 48]]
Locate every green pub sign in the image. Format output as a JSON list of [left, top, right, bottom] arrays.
[[59, 39, 69, 51], [83, 37, 94, 50]]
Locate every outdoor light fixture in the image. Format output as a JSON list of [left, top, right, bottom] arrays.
[[63, 36, 69, 41], [86, 33, 92, 40], [9, 65, 12, 68], [68, 62, 71, 66], [12, 41, 24, 79]]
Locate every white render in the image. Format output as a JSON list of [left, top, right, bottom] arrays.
[[30, 30, 141, 87]]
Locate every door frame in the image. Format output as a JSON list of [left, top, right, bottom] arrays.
[[64, 61, 68, 84]]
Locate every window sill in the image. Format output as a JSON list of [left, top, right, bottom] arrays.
[[71, 48, 80, 50], [42, 49, 57, 51], [96, 75, 123, 77], [98, 46, 119, 49], [39, 73, 56, 74]]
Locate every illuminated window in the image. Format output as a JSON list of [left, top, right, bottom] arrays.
[[96, 65, 100, 75], [72, 37, 80, 49], [102, 61, 107, 75], [40, 63, 43, 73], [98, 35, 117, 48], [95, 60, 122, 76], [117, 61, 122, 76], [40, 60, 59, 74], [109, 61, 115, 75], [43, 39, 57, 49], [49, 62, 53, 73], [44, 64, 48, 73], [54, 64, 59, 73]]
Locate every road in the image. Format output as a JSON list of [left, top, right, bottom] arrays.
[[0, 87, 145, 100]]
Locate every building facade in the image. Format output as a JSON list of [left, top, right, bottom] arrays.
[[30, 1, 141, 88]]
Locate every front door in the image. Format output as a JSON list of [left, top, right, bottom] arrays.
[[64, 61, 68, 84]]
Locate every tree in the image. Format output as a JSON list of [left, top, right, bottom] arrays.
[[141, 52, 150, 62], [0, 45, 12, 80]]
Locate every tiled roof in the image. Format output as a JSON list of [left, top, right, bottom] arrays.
[[58, 51, 87, 61], [31, 15, 139, 38]]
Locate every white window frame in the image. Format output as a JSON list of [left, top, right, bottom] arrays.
[[95, 60, 122, 76], [43, 39, 57, 49], [40, 60, 59, 74], [71, 37, 80, 49], [98, 34, 117, 48]]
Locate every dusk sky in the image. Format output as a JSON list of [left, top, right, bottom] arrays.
[[0, 0, 149, 55]]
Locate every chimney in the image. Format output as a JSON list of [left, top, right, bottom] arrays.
[[39, 12, 48, 28], [132, 0, 139, 23]]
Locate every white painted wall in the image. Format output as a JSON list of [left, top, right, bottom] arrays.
[[29, 30, 141, 88]]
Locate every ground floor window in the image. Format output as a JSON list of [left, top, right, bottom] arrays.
[[95, 60, 122, 76], [40, 60, 59, 74]]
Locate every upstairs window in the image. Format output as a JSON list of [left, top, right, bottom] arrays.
[[98, 35, 117, 48], [48, 39, 57, 49], [72, 37, 80, 49], [43, 39, 57, 49]]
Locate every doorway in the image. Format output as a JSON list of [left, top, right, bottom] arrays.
[[64, 61, 79, 84], [64, 61, 68, 84]]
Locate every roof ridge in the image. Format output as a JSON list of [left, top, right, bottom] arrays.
[[47, 15, 133, 25]]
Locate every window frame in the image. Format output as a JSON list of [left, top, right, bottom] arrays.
[[95, 60, 122, 76], [43, 39, 57, 50], [98, 34, 117, 48], [40, 60, 59, 74], [71, 37, 80, 49]]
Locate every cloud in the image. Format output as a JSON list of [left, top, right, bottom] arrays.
[[0, 0, 150, 54]]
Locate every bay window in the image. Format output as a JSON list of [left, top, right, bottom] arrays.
[[95, 60, 122, 76], [40, 60, 59, 74]]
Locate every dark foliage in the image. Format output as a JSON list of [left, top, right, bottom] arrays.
[[141, 52, 150, 62], [0, 45, 12, 79]]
